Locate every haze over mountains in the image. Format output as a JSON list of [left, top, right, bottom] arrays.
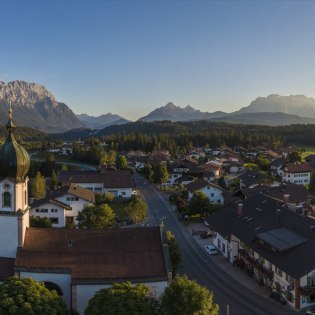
[[76, 113, 130, 129], [3, 80, 315, 133]]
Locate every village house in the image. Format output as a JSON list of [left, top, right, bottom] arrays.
[[282, 162, 312, 186], [30, 184, 95, 227], [205, 194, 315, 311], [58, 169, 136, 198], [186, 179, 224, 204]]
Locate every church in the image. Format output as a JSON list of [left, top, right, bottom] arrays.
[[0, 109, 171, 314]]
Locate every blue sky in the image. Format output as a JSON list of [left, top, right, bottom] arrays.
[[1, 1, 315, 120]]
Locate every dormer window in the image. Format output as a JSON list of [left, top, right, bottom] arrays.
[[3, 192, 11, 207]]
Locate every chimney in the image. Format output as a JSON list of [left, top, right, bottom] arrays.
[[283, 194, 290, 203], [237, 203, 243, 217]]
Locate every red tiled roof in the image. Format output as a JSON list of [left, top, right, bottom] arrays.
[[15, 227, 167, 282], [284, 163, 312, 173]]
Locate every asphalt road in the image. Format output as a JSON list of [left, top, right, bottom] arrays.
[[134, 174, 299, 315]]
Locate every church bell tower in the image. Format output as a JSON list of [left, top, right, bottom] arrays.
[[0, 106, 30, 258]]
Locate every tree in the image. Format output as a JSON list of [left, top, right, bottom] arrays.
[[125, 196, 148, 224], [188, 191, 211, 216], [50, 169, 58, 190], [288, 151, 302, 163], [31, 171, 46, 199], [77, 204, 115, 228], [61, 164, 68, 171], [104, 192, 114, 203], [0, 277, 70, 315], [144, 163, 153, 181], [161, 275, 219, 315], [30, 216, 52, 228], [166, 231, 181, 276], [153, 162, 169, 185], [116, 154, 128, 169], [84, 282, 159, 315]]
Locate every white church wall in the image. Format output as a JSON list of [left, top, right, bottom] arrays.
[[19, 271, 72, 307], [0, 216, 18, 257]]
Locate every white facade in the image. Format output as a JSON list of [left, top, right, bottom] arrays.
[[104, 187, 133, 198], [0, 178, 29, 258], [55, 194, 93, 223], [282, 172, 311, 185], [188, 185, 224, 204], [71, 182, 134, 198], [30, 202, 65, 228]]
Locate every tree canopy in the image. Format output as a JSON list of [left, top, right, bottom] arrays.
[[161, 275, 219, 315], [0, 277, 70, 315], [116, 154, 128, 169], [166, 230, 182, 276], [30, 216, 52, 228], [84, 282, 159, 315], [31, 171, 46, 199], [188, 191, 211, 216], [125, 197, 148, 224], [153, 162, 169, 185], [77, 204, 115, 228]]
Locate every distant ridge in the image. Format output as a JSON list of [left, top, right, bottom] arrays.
[[138, 102, 226, 122], [235, 94, 315, 118], [77, 113, 130, 129]]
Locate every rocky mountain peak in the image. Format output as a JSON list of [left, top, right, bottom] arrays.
[[0, 80, 84, 132], [0, 80, 56, 108]]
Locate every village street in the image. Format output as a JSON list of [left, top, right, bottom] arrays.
[[134, 173, 299, 315]]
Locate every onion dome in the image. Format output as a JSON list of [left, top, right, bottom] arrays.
[[0, 108, 30, 182]]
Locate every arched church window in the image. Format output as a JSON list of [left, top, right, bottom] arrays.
[[3, 192, 11, 207], [44, 282, 63, 296]]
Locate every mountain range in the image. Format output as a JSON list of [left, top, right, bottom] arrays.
[[76, 113, 130, 129], [138, 102, 225, 122], [3, 80, 315, 133], [0, 81, 84, 133]]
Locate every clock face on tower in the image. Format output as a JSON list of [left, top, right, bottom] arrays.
[[2, 183, 11, 191]]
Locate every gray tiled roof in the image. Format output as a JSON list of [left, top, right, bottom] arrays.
[[206, 194, 315, 278]]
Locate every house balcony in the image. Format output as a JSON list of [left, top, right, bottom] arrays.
[[239, 249, 273, 280]]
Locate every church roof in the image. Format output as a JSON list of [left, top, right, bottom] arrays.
[[15, 227, 169, 283], [0, 108, 30, 182]]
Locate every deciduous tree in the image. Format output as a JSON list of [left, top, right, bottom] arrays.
[[166, 230, 181, 276], [188, 191, 211, 216], [125, 197, 148, 224], [77, 204, 115, 228], [161, 275, 219, 315], [116, 154, 128, 169], [0, 277, 70, 315], [84, 282, 159, 315], [153, 162, 169, 185]]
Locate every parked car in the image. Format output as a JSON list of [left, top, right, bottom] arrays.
[[269, 292, 287, 305], [204, 244, 218, 255]]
